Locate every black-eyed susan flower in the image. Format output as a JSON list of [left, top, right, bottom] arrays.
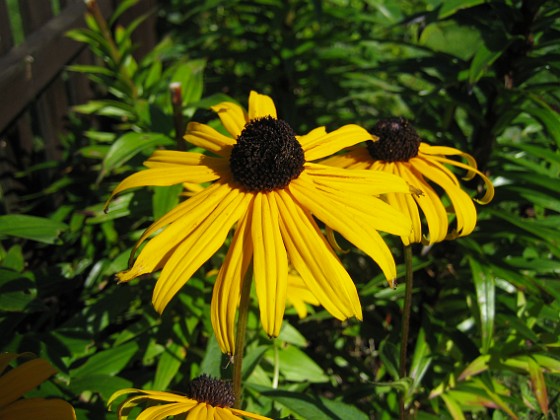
[[0, 353, 76, 420], [324, 117, 494, 245], [109, 375, 271, 420], [107, 91, 414, 354]]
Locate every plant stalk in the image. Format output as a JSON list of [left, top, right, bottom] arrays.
[[399, 243, 414, 419]]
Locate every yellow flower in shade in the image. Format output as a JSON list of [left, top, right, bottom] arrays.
[[286, 272, 320, 319], [323, 117, 494, 245], [0, 353, 76, 420], [109, 375, 271, 420], [107, 91, 414, 354]]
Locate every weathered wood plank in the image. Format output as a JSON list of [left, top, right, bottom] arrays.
[[0, 0, 113, 134]]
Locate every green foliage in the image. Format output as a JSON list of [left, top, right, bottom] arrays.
[[1, 0, 559, 419]]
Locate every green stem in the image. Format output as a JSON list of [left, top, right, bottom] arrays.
[[169, 82, 185, 150], [85, 0, 138, 98], [233, 267, 253, 409], [399, 243, 414, 419]]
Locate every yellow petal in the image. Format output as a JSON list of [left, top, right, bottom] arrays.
[[211, 101, 248, 139], [402, 162, 449, 244], [184, 122, 235, 157], [290, 176, 401, 282], [383, 163, 422, 245], [231, 407, 274, 420], [248, 91, 277, 120], [137, 402, 198, 420], [305, 162, 412, 195], [117, 183, 231, 281], [319, 147, 372, 169], [293, 171, 412, 235], [296, 126, 327, 150], [303, 124, 372, 161], [425, 154, 494, 204], [153, 188, 252, 313], [413, 157, 478, 237], [0, 398, 76, 420], [212, 210, 253, 355], [252, 192, 288, 338], [144, 151, 228, 172], [185, 403, 207, 419], [105, 166, 220, 211], [0, 353, 20, 375], [276, 189, 362, 320], [0, 358, 56, 408]]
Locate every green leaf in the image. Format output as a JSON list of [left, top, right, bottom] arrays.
[[100, 132, 173, 179], [458, 355, 490, 380], [153, 342, 186, 390], [273, 345, 328, 383], [438, 0, 486, 19], [468, 257, 495, 354], [152, 184, 183, 220], [0, 215, 67, 244], [440, 393, 466, 420], [408, 328, 432, 396], [524, 356, 549, 414], [419, 21, 482, 60], [70, 374, 133, 402], [258, 388, 369, 420], [469, 37, 511, 85], [71, 341, 138, 378], [109, 0, 140, 26]]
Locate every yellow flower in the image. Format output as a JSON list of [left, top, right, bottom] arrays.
[[286, 272, 321, 319], [107, 91, 413, 354], [0, 353, 76, 420], [323, 117, 494, 245], [109, 375, 271, 420]]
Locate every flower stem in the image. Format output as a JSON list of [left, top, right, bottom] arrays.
[[399, 243, 414, 419], [169, 82, 185, 151], [233, 267, 253, 409]]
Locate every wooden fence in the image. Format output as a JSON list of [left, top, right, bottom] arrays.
[[0, 0, 157, 212]]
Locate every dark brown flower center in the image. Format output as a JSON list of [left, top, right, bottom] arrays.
[[366, 117, 420, 162], [185, 375, 235, 408], [229, 116, 305, 192]]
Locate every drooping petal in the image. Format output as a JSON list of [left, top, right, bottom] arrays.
[[144, 151, 228, 174], [276, 189, 362, 320], [137, 402, 198, 420], [118, 183, 232, 281], [184, 122, 236, 157], [319, 147, 372, 169], [248, 91, 277, 120], [423, 153, 494, 204], [211, 101, 248, 139], [0, 398, 76, 420], [287, 274, 320, 319], [0, 358, 56, 408], [401, 162, 449, 244], [305, 162, 413, 196], [152, 188, 252, 313], [381, 162, 422, 245], [290, 175, 403, 283], [231, 408, 274, 420], [303, 124, 373, 161], [413, 157, 478, 237], [212, 209, 254, 355], [106, 165, 221, 208], [251, 192, 288, 338], [293, 171, 412, 236]]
